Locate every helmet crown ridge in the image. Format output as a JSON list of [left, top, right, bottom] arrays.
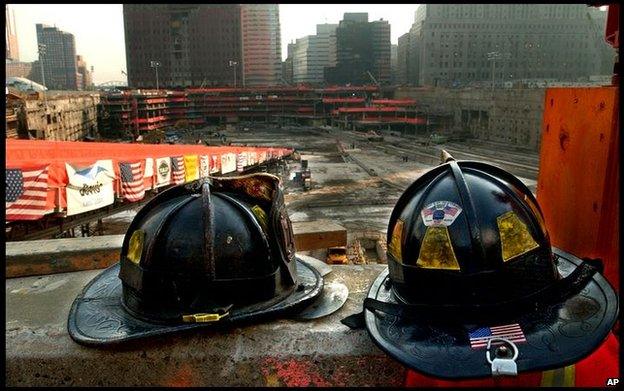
[[117, 175, 296, 323], [387, 160, 558, 306]]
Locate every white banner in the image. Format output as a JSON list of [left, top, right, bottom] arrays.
[[65, 160, 115, 216], [210, 155, 220, 174], [155, 157, 171, 187], [221, 153, 237, 174], [144, 158, 154, 178], [199, 155, 210, 178]]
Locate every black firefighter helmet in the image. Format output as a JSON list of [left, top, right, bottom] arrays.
[[357, 153, 618, 379], [68, 173, 323, 345]]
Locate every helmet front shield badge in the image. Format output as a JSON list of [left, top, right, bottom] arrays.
[[68, 174, 323, 345]]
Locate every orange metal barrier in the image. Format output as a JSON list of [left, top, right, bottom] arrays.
[[536, 87, 619, 289]]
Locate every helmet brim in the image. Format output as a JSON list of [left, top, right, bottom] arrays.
[[68, 257, 322, 346], [364, 247, 618, 379]]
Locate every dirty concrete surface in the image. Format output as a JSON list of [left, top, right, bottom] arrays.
[[5, 261, 406, 387]]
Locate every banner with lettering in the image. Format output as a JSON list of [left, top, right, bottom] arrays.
[[155, 157, 171, 188], [199, 155, 210, 178], [65, 160, 115, 216], [210, 155, 220, 174], [184, 155, 199, 182], [143, 157, 154, 190], [221, 153, 237, 174]]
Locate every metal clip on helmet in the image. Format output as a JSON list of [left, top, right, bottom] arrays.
[[68, 174, 323, 345], [360, 152, 618, 379]]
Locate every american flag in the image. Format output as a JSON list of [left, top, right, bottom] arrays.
[[119, 161, 145, 202], [468, 323, 526, 349], [171, 156, 185, 185], [444, 205, 459, 216], [5, 166, 50, 221]]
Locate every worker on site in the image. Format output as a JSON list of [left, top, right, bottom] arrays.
[[343, 154, 619, 387]]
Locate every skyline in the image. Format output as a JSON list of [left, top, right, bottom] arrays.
[[9, 4, 418, 85]]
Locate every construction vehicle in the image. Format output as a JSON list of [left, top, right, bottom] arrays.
[[366, 130, 384, 142], [326, 246, 348, 264]]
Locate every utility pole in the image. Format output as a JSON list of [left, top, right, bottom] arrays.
[[150, 60, 161, 91]]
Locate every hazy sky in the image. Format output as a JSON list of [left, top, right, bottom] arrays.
[[9, 4, 418, 85]]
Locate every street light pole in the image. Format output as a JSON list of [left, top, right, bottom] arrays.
[[229, 60, 238, 88], [150, 60, 161, 91]]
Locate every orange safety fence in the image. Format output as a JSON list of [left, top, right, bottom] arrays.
[[6, 139, 292, 221]]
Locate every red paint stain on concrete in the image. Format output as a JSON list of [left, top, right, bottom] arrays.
[[164, 363, 195, 387], [262, 357, 331, 387]]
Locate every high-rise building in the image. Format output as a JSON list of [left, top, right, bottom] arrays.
[[291, 24, 338, 85], [407, 4, 615, 87], [76, 55, 93, 90], [6, 5, 19, 61], [240, 4, 282, 86], [123, 4, 242, 88], [390, 44, 398, 84], [36, 24, 79, 90], [324, 13, 391, 85], [282, 41, 296, 84]]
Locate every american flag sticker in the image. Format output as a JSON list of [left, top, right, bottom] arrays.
[[468, 323, 527, 349], [421, 200, 462, 227]]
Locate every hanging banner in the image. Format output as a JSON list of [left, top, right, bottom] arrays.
[[155, 157, 171, 188], [171, 156, 185, 185], [184, 154, 199, 182], [65, 160, 115, 216], [249, 151, 257, 166], [143, 157, 154, 190], [210, 155, 221, 174], [236, 152, 248, 173], [199, 155, 210, 178], [221, 153, 237, 174]]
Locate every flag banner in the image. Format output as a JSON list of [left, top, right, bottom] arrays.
[[119, 161, 146, 202], [221, 153, 236, 174], [249, 152, 257, 166], [237, 152, 248, 172], [5, 166, 52, 221], [65, 160, 115, 216], [199, 155, 210, 178], [155, 157, 171, 188], [171, 156, 186, 185], [184, 155, 199, 182], [468, 324, 527, 349], [143, 157, 154, 190], [144, 158, 154, 178], [210, 155, 220, 174]]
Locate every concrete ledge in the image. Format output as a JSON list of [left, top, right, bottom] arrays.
[[6, 220, 348, 278], [292, 220, 347, 252], [5, 263, 406, 386], [6, 236, 124, 278]]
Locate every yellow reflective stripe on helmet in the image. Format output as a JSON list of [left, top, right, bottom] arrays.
[[251, 205, 269, 232], [127, 230, 145, 265], [388, 219, 405, 262], [497, 211, 539, 262], [416, 226, 460, 270], [182, 311, 230, 323], [540, 365, 575, 387]]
